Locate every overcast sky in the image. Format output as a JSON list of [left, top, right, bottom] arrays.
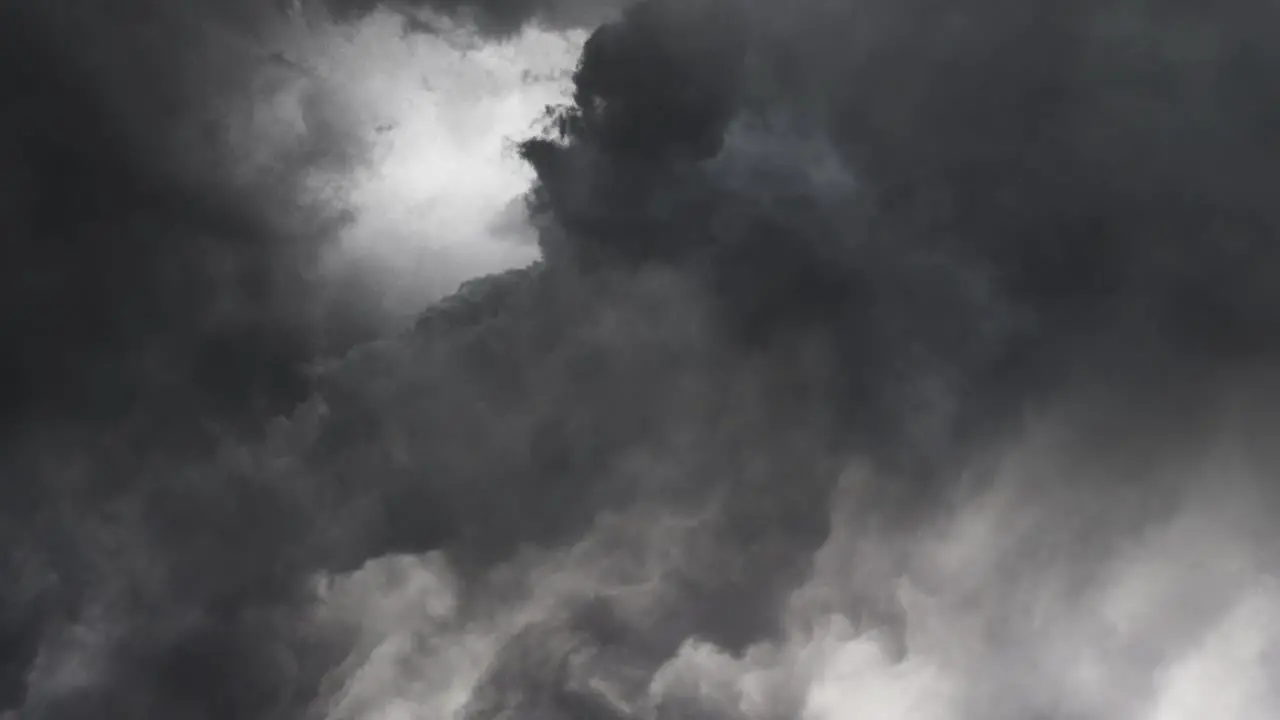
[[8, 2, 1280, 719]]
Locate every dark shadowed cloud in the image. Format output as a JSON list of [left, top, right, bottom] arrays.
[[0, 0, 362, 438]]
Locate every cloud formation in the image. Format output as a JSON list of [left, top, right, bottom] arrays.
[[6, 0, 1280, 718], [0, 0, 360, 436]]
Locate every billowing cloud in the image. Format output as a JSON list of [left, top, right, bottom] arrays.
[[7, 0, 1280, 718]]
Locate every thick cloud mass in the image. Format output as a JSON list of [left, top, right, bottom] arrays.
[[0, 0, 375, 710], [6, 0, 1280, 718], [0, 0, 358, 436]]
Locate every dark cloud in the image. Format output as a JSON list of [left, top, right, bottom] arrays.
[[0, 0, 369, 712], [526, 0, 1280, 360], [0, 0, 356, 437], [8, 0, 1280, 718]]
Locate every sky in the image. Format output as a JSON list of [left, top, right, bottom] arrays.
[[231, 8, 585, 319], [5, 1, 1280, 719], [302, 11, 583, 315]]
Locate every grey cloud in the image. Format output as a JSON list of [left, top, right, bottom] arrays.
[[9, 0, 1280, 718]]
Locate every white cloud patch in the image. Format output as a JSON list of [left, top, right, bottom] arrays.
[[232, 9, 583, 326], [310, 415, 1280, 720], [318, 13, 581, 317]]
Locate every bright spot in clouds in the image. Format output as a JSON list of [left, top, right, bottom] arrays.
[[304, 10, 584, 319]]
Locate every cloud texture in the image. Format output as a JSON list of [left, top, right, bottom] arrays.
[[6, 0, 1280, 718]]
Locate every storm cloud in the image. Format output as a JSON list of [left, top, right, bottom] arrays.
[[6, 0, 1280, 718]]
